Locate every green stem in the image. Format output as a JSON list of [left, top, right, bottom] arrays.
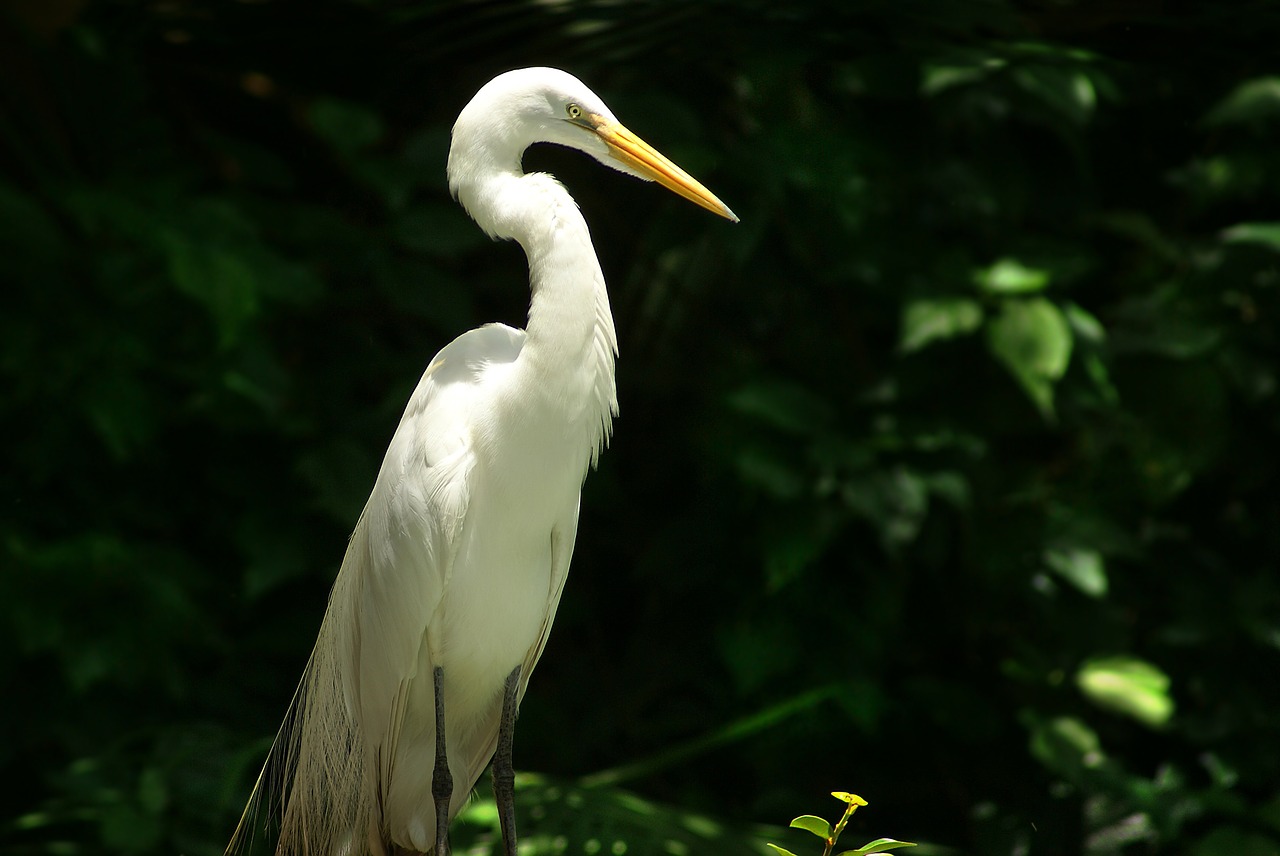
[[579, 685, 839, 788], [829, 803, 856, 852]]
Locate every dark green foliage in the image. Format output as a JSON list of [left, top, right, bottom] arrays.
[[3, 1, 1280, 854]]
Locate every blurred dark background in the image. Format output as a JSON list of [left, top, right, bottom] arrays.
[[4, 1, 1280, 854]]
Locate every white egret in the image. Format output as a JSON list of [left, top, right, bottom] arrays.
[[230, 67, 736, 856]]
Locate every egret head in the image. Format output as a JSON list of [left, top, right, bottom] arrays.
[[448, 67, 737, 223]]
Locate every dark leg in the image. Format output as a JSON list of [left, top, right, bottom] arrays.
[[493, 665, 522, 856], [432, 666, 452, 856]]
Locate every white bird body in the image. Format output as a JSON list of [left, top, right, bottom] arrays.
[[232, 67, 734, 856]]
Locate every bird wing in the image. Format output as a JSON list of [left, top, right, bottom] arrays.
[[454, 496, 582, 789], [347, 325, 528, 750], [259, 323, 527, 856]]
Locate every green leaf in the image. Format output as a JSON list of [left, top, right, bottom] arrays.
[[1077, 656, 1175, 727], [1063, 302, 1106, 344], [841, 467, 930, 555], [1044, 547, 1108, 598], [766, 845, 800, 856], [1222, 222, 1280, 252], [920, 53, 1005, 96], [1012, 65, 1097, 125], [1028, 716, 1105, 778], [161, 231, 260, 346], [973, 258, 1052, 294], [1204, 77, 1280, 127], [790, 815, 832, 839], [899, 297, 984, 352], [455, 774, 785, 856], [836, 838, 917, 855], [831, 792, 868, 807], [986, 297, 1073, 419]]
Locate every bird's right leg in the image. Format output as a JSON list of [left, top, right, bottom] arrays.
[[492, 664, 521, 856], [432, 666, 452, 856]]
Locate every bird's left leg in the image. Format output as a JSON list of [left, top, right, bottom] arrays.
[[493, 664, 521, 856], [432, 666, 453, 856]]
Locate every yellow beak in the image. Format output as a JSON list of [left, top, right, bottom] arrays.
[[594, 118, 738, 223]]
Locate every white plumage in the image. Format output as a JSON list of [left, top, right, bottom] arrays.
[[231, 67, 735, 856]]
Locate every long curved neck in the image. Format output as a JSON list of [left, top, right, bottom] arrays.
[[456, 168, 619, 463]]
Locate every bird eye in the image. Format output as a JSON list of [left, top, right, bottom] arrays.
[[566, 104, 583, 120]]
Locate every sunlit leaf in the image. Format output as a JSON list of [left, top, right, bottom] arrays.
[[790, 815, 832, 839], [973, 258, 1051, 294], [1063, 302, 1105, 344], [1077, 657, 1175, 727], [1044, 547, 1108, 598], [921, 56, 1005, 95], [766, 845, 800, 856], [831, 792, 868, 807], [835, 838, 917, 855], [1222, 222, 1280, 252], [985, 297, 1073, 419], [899, 298, 984, 352]]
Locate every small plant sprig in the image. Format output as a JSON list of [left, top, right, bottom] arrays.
[[767, 791, 915, 856]]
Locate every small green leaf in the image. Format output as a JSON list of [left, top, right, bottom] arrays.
[[1012, 66, 1097, 125], [766, 845, 800, 856], [831, 792, 868, 807], [1077, 656, 1175, 728], [986, 297, 1073, 419], [790, 815, 832, 839], [899, 298, 984, 353], [836, 838, 917, 855], [920, 56, 1005, 96], [1204, 77, 1280, 127], [1222, 222, 1280, 252], [1063, 302, 1106, 344], [973, 258, 1051, 294], [1044, 547, 1108, 598], [1029, 715, 1106, 777]]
